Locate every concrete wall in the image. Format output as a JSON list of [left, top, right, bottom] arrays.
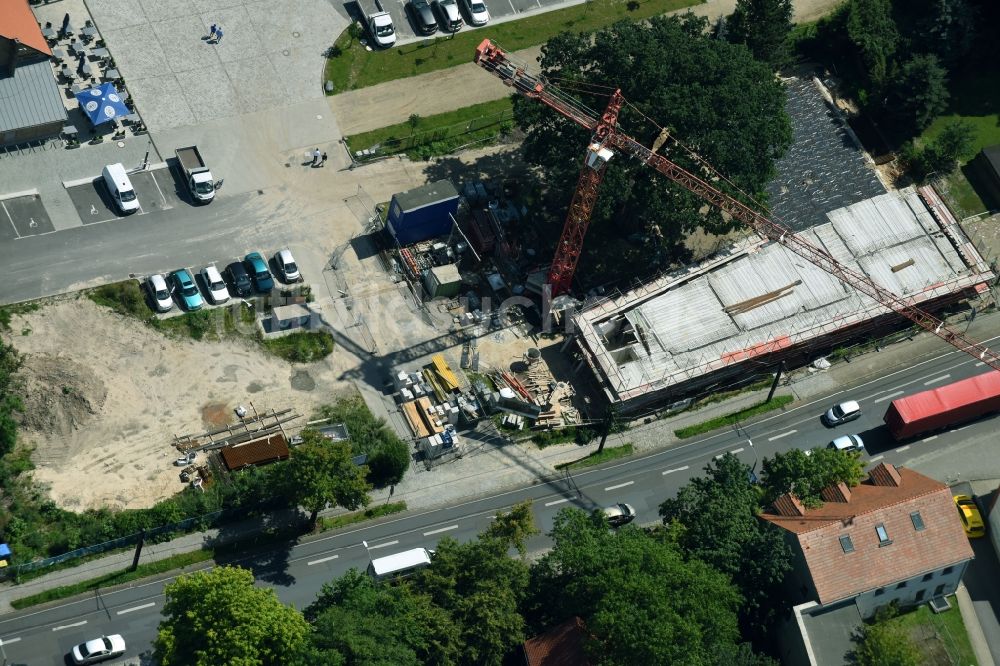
[[778, 602, 820, 666], [987, 486, 1000, 560], [854, 560, 969, 619]]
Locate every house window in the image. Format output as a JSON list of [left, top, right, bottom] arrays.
[[896, 581, 907, 590], [916, 589, 926, 602], [922, 573, 934, 582], [934, 584, 945, 596], [943, 566, 954, 575], [910, 511, 925, 531], [839, 535, 855, 553], [876, 523, 892, 546]]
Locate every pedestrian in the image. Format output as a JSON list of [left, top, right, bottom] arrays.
[[311, 148, 322, 167], [321, 152, 328, 167], [215, 26, 224, 43], [209, 23, 217, 40], [61, 13, 70, 37]]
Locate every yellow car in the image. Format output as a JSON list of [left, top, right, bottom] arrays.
[[954, 495, 985, 538]]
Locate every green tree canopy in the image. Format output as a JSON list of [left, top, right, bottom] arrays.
[[279, 429, 372, 524], [480, 500, 540, 556], [513, 15, 791, 284], [726, 0, 794, 67], [527, 508, 751, 664], [659, 453, 792, 641], [154, 566, 309, 666], [885, 54, 948, 134], [846, 0, 898, 90], [761, 447, 865, 507]]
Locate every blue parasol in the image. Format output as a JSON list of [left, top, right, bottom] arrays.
[[74, 82, 130, 126]]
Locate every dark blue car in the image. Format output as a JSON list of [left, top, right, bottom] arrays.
[[243, 252, 274, 293]]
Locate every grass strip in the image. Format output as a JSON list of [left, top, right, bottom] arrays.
[[556, 444, 634, 470], [346, 98, 514, 160], [674, 395, 794, 439], [318, 501, 407, 531], [262, 331, 336, 363], [877, 597, 977, 666], [325, 0, 701, 91]]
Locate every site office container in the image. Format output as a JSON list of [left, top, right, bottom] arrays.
[[883, 371, 1000, 440]]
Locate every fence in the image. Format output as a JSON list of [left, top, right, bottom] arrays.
[[346, 110, 513, 163]]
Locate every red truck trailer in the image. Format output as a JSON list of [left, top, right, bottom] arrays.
[[883, 371, 1000, 440]]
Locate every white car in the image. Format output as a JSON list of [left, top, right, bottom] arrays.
[[434, 0, 463, 31], [822, 400, 861, 426], [200, 265, 230, 304], [71, 634, 126, 664], [829, 434, 865, 453], [460, 0, 489, 25], [146, 274, 173, 312], [274, 249, 301, 283]]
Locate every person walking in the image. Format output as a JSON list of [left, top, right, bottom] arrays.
[[209, 23, 217, 40], [215, 26, 224, 43], [311, 148, 322, 167], [321, 152, 328, 167]]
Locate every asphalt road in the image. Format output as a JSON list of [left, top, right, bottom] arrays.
[[2, 343, 999, 664]]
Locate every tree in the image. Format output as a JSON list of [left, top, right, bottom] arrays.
[[480, 500, 540, 556], [513, 15, 792, 284], [726, 0, 794, 68], [0, 340, 22, 456], [154, 566, 309, 666], [303, 569, 458, 665], [885, 54, 948, 135], [658, 454, 792, 641], [527, 509, 753, 664], [760, 447, 865, 507], [366, 437, 410, 487], [846, 0, 898, 89], [854, 607, 922, 666], [909, 0, 977, 67], [905, 119, 977, 181], [280, 429, 372, 524]]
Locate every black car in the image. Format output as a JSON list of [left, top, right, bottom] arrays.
[[224, 261, 253, 297], [407, 0, 438, 35]]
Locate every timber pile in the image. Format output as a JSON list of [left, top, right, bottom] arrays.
[[174, 406, 300, 453]]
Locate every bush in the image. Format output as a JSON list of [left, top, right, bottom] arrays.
[[366, 438, 411, 487], [262, 331, 335, 363], [89, 281, 151, 319], [902, 120, 976, 182]]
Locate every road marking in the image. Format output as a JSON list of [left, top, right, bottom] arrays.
[[604, 481, 634, 491], [423, 524, 458, 536], [0, 637, 20, 644], [662, 465, 689, 475], [922, 435, 938, 442], [975, 361, 985, 367], [545, 498, 571, 506], [149, 170, 169, 205], [367, 540, 398, 550], [873, 390, 904, 404], [53, 621, 87, 631], [869, 455, 884, 462], [955, 425, 969, 431], [1, 202, 20, 239], [117, 602, 155, 615], [768, 430, 797, 441], [306, 555, 339, 566], [923, 374, 951, 385], [730, 447, 745, 454], [898, 445, 910, 452]]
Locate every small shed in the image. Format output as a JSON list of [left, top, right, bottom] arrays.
[[387, 180, 460, 245], [270, 303, 312, 332], [973, 145, 1000, 206], [423, 264, 462, 298]]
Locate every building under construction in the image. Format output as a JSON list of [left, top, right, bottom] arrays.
[[572, 186, 995, 413]]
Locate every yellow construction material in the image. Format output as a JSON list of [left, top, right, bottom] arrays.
[[429, 354, 460, 392]]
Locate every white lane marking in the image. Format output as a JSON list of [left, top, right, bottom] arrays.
[[714, 453, 726, 460], [306, 554, 339, 566], [117, 602, 155, 615], [662, 465, 689, 475], [768, 429, 797, 441], [604, 481, 634, 491], [873, 390, 904, 404], [869, 455, 884, 462], [2, 202, 20, 239], [545, 498, 570, 506], [955, 425, 969, 431], [0, 637, 20, 644], [423, 524, 458, 536], [923, 374, 951, 385], [730, 447, 745, 454], [922, 435, 938, 442], [53, 620, 87, 631], [898, 445, 910, 452], [367, 540, 399, 550], [976, 362, 985, 367], [149, 170, 168, 204]]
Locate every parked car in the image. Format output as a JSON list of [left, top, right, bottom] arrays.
[[224, 261, 253, 298], [71, 634, 126, 664], [274, 249, 301, 283], [146, 274, 173, 312], [434, 0, 463, 31], [170, 268, 204, 311], [822, 400, 861, 426], [829, 434, 865, 453], [460, 0, 489, 25], [200, 265, 230, 304], [954, 495, 985, 538], [407, 0, 438, 34], [244, 252, 275, 293], [602, 503, 636, 528]]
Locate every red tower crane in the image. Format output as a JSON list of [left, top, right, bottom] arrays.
[[473, 38, 1000, 371]]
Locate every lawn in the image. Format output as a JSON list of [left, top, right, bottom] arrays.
[[346, 98, 514, 160], [325, 0, 702, 91], [883, 598, 978, 666], [556, 444, 634, 470], [674, 395, 794, 439]]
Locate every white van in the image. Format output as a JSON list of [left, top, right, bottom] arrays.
[[102, 163, 139, 214], [366, 547, 433, 582]]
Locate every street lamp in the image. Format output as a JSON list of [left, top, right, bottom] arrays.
[[747, 438, 758, 478]]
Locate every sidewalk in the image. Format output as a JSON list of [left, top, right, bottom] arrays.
[[957, 583, 996, 666], [329, 0, 843, 136], [3, 304, 999, 613]]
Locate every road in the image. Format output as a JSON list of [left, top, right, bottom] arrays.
[[2, 342, 999, 664]]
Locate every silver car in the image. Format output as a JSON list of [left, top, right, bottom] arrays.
[[200, 265, 230, 304], [146, 274, 173, 312], [460, 0, 489, 25], [274, 249, 301, 283], [822, 400, 861, 426], [829, 434, 865, 453], [602, 503, 636, 527], [71, 634, 126, 664]]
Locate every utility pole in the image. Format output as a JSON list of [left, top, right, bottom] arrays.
[[766, 361, 786, 402], [129, 529, 145, 572], [596, 405, 618, 454]]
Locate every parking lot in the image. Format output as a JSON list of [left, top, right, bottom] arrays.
[[65, 165, 185, 225], [363, 0, 558, 44], [0, 193, 56, 242]]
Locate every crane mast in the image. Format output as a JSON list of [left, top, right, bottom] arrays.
[[473, 38, 1000, 372]]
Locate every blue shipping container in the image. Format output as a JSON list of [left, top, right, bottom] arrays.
[[387, 179, 460, 245]]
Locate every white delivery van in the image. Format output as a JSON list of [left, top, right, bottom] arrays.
[[366, 547, 433, 581], [102, 163, 139, 213]]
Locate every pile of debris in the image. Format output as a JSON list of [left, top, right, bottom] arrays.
[[485, 349, 578, 429]]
